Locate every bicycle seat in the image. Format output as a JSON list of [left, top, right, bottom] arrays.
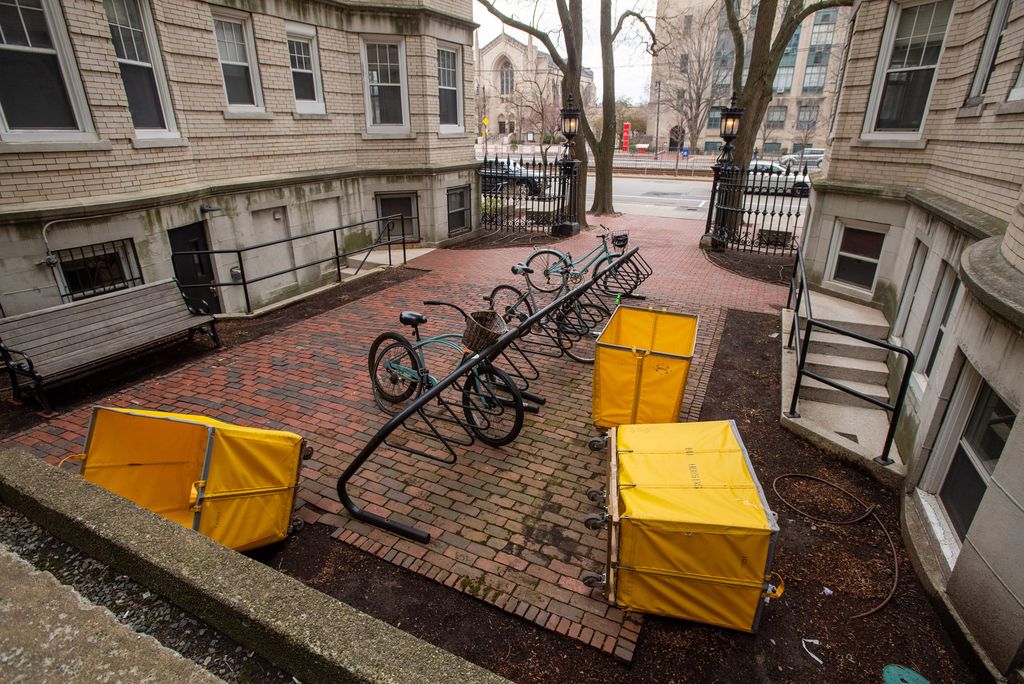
[[399, 311, 427, 327], [511, 263, 534, 275]]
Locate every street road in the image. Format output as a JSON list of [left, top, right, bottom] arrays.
[[584, 175, 713, 219]]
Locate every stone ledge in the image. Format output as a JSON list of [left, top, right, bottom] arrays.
[[960, 236, 1024, 335], [0, 448, 508, 684]]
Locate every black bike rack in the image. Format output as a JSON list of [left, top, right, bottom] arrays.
[[337, 248, 646, 543]]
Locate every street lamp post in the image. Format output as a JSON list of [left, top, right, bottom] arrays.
[[554, 95, 581, 237], [654, 79, 661, 159], [711, 93, 743, 250]]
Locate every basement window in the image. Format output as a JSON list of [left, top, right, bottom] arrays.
[[53, 238, 144, 302], [826, 222, 887, 292]]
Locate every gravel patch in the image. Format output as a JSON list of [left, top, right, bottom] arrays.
[[0, 504, 293, 683]]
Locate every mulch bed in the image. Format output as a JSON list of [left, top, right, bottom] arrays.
[[705, 250, 794, 286], [447, 231, 566, 251], [258, 308, 982, 683], [0, 267, 425, 439]]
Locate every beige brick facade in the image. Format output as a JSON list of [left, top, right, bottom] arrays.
[[803, 0, 1024, 676], [0, 0, 478, 316]]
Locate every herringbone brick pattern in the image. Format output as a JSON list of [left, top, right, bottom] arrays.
[[4, 215, 786, 661]]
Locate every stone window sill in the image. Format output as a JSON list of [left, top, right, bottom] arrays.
[[223, 110, 273, 120], [132, 136, 189, 149], [850, 138, 928, 150], [0, 139, 113, 154]]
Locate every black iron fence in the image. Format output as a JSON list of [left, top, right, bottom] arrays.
[[480, 155, 580, 233], [705, 159, 810, 255]]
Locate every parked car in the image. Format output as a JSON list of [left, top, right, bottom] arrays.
[[779, 148, 825, 168], [746, 160, 810, 197], [480, 159, 548, 197]]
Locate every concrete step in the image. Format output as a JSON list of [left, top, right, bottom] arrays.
[[797, 291, 891, 339], [798, 330, 890, 362], [804, 352, 890, 385], [800, 375, 890, 407]]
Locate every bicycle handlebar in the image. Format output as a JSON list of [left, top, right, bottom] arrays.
[[424, 300, 468, 320]]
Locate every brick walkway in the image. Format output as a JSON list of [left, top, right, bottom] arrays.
[[4, 215, 786, 662]]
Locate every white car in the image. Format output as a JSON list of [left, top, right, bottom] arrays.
[[779, 148, 825, 168], [745, 160, 810, 197]]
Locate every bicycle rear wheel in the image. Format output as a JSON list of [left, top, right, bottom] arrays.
[[368, 332, 422, 413], [461, 365, 524, 447], [525, 249, 570, 293], [488, 284, 533, 327], [556, 302, 607, 363]]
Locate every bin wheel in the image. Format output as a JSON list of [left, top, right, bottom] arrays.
[[289, 515, 305, 534], [587, 488, 606, 503], [588, 436, 607, 452], [301, 444, 314, 461], [584, 513, 608, 531], [582, 572, 606, 588]]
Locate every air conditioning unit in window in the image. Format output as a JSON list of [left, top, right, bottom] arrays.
[[776, 87, 785, 94]]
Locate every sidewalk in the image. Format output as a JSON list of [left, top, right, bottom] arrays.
[[0, 546, 220, 683]]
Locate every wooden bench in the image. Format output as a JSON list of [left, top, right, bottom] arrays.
[[0, 279, 219, 412]]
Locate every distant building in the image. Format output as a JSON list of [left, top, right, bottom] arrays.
[[648, 0, 851, 155], [475, 32, 595, 147], [800, 0, 1024, 677], [0, 0, 477, 317]]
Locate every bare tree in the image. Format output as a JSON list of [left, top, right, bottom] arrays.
[[722, 0, 853, 166], [478, 0, 658, 217], [516, 68, 562, 163]]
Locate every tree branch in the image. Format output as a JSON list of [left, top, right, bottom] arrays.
[[476, 0, 568, 73], [611, 9, 659, 54]]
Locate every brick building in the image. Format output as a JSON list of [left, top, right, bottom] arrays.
[[800, 0, 1024, 676], [0, 0, 478, 316], [647, 0, 851, 155]]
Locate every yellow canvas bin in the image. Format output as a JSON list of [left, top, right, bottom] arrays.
[[592, 306, 698, 429], [76, 407, 306, 552], [602, 421, 780, 632]]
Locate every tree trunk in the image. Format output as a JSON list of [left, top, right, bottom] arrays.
[[589, 143, 615, 214], [589, 0, 617, 216]]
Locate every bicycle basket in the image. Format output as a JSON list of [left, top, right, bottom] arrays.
[[463, 310, 508, 351], [611, 232, 630, 249]]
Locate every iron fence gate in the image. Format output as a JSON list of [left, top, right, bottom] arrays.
[[704, 159, 810, 255], [480, 155, 580, 233]]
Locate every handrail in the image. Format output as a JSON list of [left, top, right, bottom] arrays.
[[785, 247, 914, 466], [337, 247, 642, 543], [171, 214, 407, 314]]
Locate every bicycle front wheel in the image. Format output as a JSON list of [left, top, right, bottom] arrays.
[[488, 284, 533, 327], [556, 302, 608, 363], [461, 365, 524, 447], [368, 332, 422, 413], [525, 249, 570, 293]]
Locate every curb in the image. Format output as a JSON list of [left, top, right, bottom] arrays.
[[0, 448, 508, 684]]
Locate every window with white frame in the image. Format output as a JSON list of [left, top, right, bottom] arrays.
[[865, 0, 953, 136], [893, 239, 927, 338], [286, 23, 324, 114], [213, 12, 263, 110], [499, 60, 514, 96], [363, 40, 408, 132], [803, 65, 828, 91], [934, 371, 1016, 543], [774, 66, 794, 93], [1011, 58, 1024, 101], [102, 0, 176, 135], [447, 186, 471, 237], [0, 0, 94, 142], [916, 262, 958, 379], [767, 106, 787, 128], [968, 0, 1012, 101], [437, 46, 463, 131], [828, 222, 886, 291], [797, 104, 819, 129]]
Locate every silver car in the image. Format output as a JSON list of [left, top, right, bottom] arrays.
[[779, 148, 825, 168], [746, 160, 810, 197]]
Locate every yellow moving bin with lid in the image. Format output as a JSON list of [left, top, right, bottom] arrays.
[[596, 420, 781, 632], [73, 407, 307, 552], [592, 305, 698, 429]]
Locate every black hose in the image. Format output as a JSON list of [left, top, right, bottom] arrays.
[[771, 473, 899, 619]]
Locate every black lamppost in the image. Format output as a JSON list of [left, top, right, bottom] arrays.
[[711, 92, 743, 249], [554, 95, 581, 237], [560, 94, 580, 157]]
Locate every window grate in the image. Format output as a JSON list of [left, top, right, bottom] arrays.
[[53, 238, 144, 303]]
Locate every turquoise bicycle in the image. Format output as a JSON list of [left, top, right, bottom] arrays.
[[524, 224, 629, 293], [367, 301, 524, 447]]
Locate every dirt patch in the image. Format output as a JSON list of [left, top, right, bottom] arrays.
[[260, 308, 982, 683], [447, 230, 566, 251], [706, 250, 793, 285], [0, 267, 425, 439]]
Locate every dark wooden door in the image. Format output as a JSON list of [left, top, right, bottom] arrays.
[[168, 222, 221, 314]]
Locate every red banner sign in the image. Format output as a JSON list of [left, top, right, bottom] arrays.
[[622, 122, 631, 152]]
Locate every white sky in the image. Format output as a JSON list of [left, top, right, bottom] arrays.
[[472, 1, 656, 105]]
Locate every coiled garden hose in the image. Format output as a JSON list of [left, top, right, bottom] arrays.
[[771, 473, 899, 619]]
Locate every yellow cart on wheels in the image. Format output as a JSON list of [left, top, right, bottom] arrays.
[[67, 406, 310, 552], [582, 421, 782, 632], [589, 305, 698, 451]]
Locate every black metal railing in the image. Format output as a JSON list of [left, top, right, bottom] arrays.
[[337, 248, 644, 543], [785, 247, 914, 465], [705, 159, 809, 255], [480, 155, 580, 233], [171, 215, 407, 315]]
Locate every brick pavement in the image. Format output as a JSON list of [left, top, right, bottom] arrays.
[[3, 215, 786, 662]]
